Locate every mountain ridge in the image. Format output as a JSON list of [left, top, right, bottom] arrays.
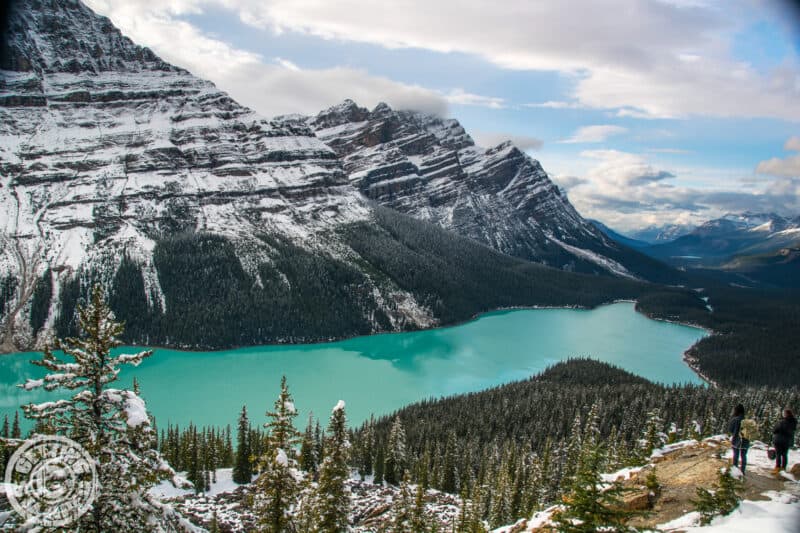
[[0, 0, 654, 353], [303, 99, 681, 283]]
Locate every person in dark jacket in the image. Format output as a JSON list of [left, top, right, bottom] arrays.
[[728, 403, 749, 474], [772, 408, 797, 473]]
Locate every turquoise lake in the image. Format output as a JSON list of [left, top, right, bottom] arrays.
[[0, 303, 706, 431]]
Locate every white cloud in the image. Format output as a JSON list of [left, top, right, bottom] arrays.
[[274, 57, 300, 71], [561, 125, 627, 144], [784, 136, 800, 152], [525, 101, 584, 109], [83, 0, 448, 117], [755, 154, 800, 178], [549, 149, 800, 231], [646, 148, 692, 154], [755, 136, 800, 178], [210, 0, 800, 121], [443, 89, 506, 109], [471, 131, 543, 151]]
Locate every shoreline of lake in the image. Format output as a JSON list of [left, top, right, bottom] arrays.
[[0, 303, 708, 430]]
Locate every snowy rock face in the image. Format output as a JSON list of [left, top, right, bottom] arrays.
[[0, 0, 404, 350], [0, 0, 652, 352], [0, 0, 365, 264], [307, 100, 640, 276]]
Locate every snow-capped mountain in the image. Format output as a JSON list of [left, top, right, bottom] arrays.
[[304, 100, 676, 281], [629, 224, 694, 244], [0, 0, 649, 352], [642, 212, 800, 271], [0, 0, 381, 349]]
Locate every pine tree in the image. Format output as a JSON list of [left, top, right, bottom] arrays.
[[1, 415, 8, 438], [458, 483, 488, 533], [441, 431, 458, 493], [264, 376, 300, 451], [411, 482, 428, 532], [392, 471, 415, 531], [19, 284, 190, 531], [642, 409, 665, 458], [562, 411, 583, 486], [357, 417, 374, 480], [488, 459, 513, 528], [374, 445, 385, 485], [309, 400, 350, 532], [233, 406, 252, 484], [223, 424, 234, 466], [209, 511, 221, 533], [384, 416, 407, 485], [552, 443, 638, 533], [693, 467, 743, 525], [314, 420, 325, 467], [11, 411, 20, 439], [255, 376, 302, 533], [300, 413, 318, 476]]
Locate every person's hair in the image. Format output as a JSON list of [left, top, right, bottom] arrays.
[[785, 408, 795, 418], [733, 404, 745, 417]]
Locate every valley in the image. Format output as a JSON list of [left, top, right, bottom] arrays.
[[0, 1, 798, 532]]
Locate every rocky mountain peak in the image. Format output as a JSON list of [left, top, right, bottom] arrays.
[[308, 98, 371, 130], [306, 100, 673, 281], [0, 0, 385, 352], [3, 0, 177, 75]]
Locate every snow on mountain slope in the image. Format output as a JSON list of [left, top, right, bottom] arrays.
[[643, 212, 800, 271], [0, 0, 649, 353], [305, 100, 675, 280], [0, 0, 430, 351]]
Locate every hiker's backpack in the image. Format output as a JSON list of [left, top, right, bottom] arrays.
[[740, 418, 757, 441]]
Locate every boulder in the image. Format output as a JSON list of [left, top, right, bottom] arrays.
[[621, 489, 653, 511]]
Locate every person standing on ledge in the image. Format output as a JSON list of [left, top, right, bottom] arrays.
[[728, 403, 750, 475], [772, 408, 797, 474]]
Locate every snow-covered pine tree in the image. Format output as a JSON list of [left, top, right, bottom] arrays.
[[561, 411, 583, 487], [641, 408, 665, 459], [578, 402, 604, 473], [223, 425, 234, 466], [308, 400, 350, 532], [300, 413, 318, 476], [488, 455, 513, 528], [20, 284, 192, 531], [254, 376, 302, 533], [355, 416, 374, 481], [552, 442, 638, 533], [384, 416, 407, 485], [392, 471, 415, 531], [411, 481, 428, 532], [233, 406, 252, 484], [373, 445, 385, 485], [457, 483, 488, 533], [692, 466, 743, 525], [441, 430, 458, 493]]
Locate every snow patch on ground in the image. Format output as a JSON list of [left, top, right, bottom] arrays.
[[150, 468, 240, 499], [659, 491, 800, 532]]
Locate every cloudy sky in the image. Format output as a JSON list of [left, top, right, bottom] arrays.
[[85, 0, 800, 232]]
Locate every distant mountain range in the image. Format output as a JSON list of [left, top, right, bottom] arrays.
[[593, 213, 800, 287], [628, 224, 695, 244]]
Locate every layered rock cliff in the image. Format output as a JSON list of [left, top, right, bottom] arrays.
[[0, 0, 649, 352]]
